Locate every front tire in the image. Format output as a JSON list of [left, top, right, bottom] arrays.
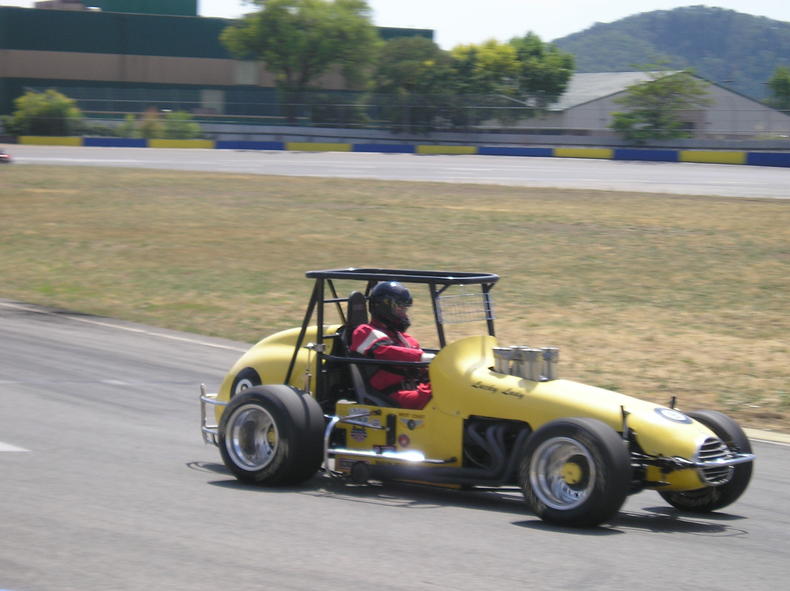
[[218, 385, 324, 485], [230, 367, 261, 398], [659, 410, 753, 512], [520, 418, 631, 527]]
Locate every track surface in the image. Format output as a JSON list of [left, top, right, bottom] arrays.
[[1, 300, 788, 591], [2, 147, 788, 589], [7, 144, 790, 198]]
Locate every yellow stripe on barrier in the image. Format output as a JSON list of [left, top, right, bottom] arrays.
[[416, 145, 477, 155], [148, 139, 215, 149], [19, 136, 82, 146], [286, 142, 352, 152], [554, 147, 614, 160], [679, 150, 746, 165]]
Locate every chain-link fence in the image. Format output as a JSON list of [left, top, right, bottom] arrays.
[[7, 85, 790, 140]]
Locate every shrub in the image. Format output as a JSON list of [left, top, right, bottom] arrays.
[[2, 89, 83, 136]]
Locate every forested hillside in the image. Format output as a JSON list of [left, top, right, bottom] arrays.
[[552, 5, 790, 99]]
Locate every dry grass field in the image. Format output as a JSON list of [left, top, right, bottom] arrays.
[[1, 165, 788, 431]]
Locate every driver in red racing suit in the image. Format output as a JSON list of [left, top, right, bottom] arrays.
[[350, 281, 433, 409]]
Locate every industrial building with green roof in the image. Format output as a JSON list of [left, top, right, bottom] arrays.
[[0, 1, 432, 118]]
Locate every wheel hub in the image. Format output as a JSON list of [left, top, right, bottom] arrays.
[[227, 404, 279, 471], [530, 437, 596, 510]]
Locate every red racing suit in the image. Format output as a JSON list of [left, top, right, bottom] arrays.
[[350, 318, 432, 409]]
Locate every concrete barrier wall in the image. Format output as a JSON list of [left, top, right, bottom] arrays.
[[16, 136, 790, 168]]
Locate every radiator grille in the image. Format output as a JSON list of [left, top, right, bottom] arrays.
[[696, 437, 734, 485]]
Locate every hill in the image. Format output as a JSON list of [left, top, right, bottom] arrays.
[[552, 5, 790, 100]]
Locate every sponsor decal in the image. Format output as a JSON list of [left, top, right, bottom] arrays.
[[351, 426, 367, 441], [346, 414, 381, 428], [471, 381, 497, 393], [471, 381, 524, 399], [398, 434, 411, 448], [655, 407, 693, 424]]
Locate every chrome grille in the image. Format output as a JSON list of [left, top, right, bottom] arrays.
[[696, 437, 734, 485]]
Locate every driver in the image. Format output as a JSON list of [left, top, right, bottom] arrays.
[[350, 281, 433, 409]]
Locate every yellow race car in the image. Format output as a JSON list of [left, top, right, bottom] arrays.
[[200, 268, 754, 527]]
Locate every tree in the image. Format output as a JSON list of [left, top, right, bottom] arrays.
[[509, 33, 575, 108], [370, 36, 455, 131], [2, 89, 83, 136], [446, 36, 573, 128], [369, 33, 574, 131], [372, 36, 450, 96], [611, 69, 713, 142], [220, 0, 379, 122], [766, 66, 790, 111], [447, 40, 522, 127]]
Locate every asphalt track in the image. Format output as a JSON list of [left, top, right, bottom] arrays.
[[2, 147, 789, 589], [1, 301, 789, 591], [7, 143, 790, 198]]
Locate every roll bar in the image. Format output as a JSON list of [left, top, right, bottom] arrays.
[[285, 268, 499, 389], [306, 268, 499, 285]]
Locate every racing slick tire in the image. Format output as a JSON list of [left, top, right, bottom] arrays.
[[230, 367, 262, 398], [659, 409, 753, 513], [218, 385, 324, 485], [519, 418, 631, 527]]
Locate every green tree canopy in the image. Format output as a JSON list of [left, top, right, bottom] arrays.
[[449, 34, 574, 106], [766, 66, 790, 111], [449, 40, 520, 96], [221, 0, 379, 121], [372, 36, 451, 96], [509, 33, 575, 107], [370, 33, 574, 131], [2, 89, 83, 136], [611, 69, 712, 142], [370, 36, 454, 131]]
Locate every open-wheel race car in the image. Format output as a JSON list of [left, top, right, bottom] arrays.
[[200, 268, 754, 527]]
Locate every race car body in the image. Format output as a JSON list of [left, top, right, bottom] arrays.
[[201, 268, 753, 526]]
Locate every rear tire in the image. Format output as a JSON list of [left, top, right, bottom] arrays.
[[218, 385, 324, 485], [659, 410, 753, 512], [520, 418, 631, 527]]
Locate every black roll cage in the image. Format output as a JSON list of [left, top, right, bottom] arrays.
[[284, 268, 500, 397]]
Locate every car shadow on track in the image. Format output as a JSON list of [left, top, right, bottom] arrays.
[[189, 460, 530, 515], [187, 461, 748, 535]]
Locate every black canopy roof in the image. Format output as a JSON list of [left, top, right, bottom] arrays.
[[306, 268, 499, 286]]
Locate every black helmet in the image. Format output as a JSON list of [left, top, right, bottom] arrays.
[[369, 281, 412, 331]]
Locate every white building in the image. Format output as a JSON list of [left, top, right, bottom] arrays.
[[516, 72, 790, 139]]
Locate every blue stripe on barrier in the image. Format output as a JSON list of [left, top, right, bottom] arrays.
[[478, 146, 553, 157], [352, 143, 415, 153], [746, 152, 790, 167], [215, 140, 285, 150], [83, 137, 147, 148], [613, 148, 678, 162]]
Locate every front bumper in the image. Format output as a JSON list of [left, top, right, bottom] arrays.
[[200, 384, 226, 446]]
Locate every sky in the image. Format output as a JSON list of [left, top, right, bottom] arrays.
[[2, 1, 790, 47]]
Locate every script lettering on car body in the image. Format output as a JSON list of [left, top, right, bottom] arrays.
[[471, 381, 524, 398]]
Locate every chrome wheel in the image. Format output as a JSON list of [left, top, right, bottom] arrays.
[[226, 403, 280, 471], [521, 418, 631, 526], [530, 436, 596, 510]]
